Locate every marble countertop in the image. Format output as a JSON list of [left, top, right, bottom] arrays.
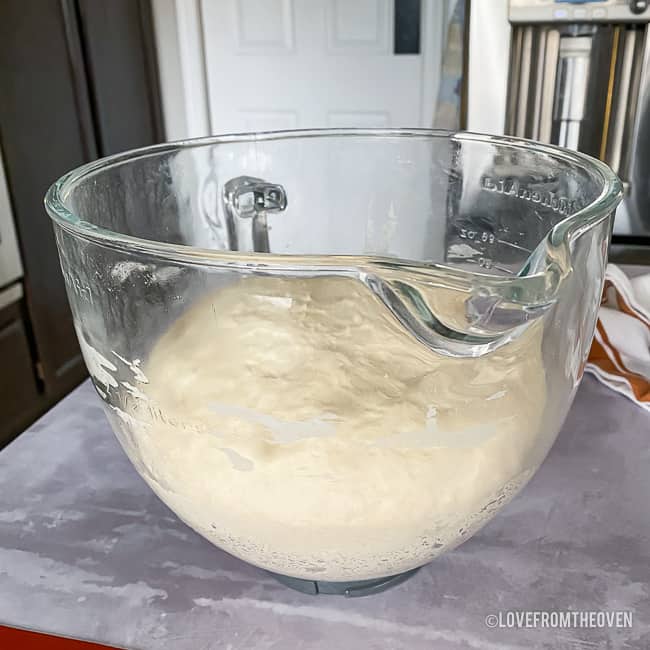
[[0, 377, 648, 649]]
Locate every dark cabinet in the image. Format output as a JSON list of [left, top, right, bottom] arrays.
[[0, 305, 40, 446], [0, 0, 163, 444], [76, 0, 163, 155], [0, 1, 91, 394]]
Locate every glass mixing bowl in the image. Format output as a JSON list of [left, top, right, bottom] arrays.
[[46, 130, 621, 595]]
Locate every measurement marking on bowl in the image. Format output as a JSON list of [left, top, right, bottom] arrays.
[[61, 268, 94, 305], [121, 381, 149, 401], [112, 351, 149, 384], [77, 334, 118, 391], [479, 259, 512, 273], [459, 228, 496, 244], [496, 239, 532, 254]]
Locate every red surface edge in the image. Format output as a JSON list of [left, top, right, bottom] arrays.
[[0, 625, 120, 649]]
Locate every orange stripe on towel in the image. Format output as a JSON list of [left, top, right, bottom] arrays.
[[589, 321, 650, 403], [615, 291, 650, 328]]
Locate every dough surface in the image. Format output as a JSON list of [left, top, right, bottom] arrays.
[[109, 276, 548, 581]]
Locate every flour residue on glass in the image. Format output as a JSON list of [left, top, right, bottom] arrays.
[[76, 329, 118, 399]]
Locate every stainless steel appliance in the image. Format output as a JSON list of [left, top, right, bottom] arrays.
[[467, 0, 650, 261]]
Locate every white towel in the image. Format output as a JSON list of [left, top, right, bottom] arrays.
[[586, 264, 650, 410]]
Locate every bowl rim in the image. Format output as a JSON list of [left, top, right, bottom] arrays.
[[44, 127, 623, 273]]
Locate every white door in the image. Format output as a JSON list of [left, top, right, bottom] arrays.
[[197, 0, 444, 133]]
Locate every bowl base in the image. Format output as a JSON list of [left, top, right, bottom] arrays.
[[267, 567, 420, 597]]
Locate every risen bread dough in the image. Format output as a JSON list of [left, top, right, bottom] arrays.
[[110, 276, 547, 581]]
